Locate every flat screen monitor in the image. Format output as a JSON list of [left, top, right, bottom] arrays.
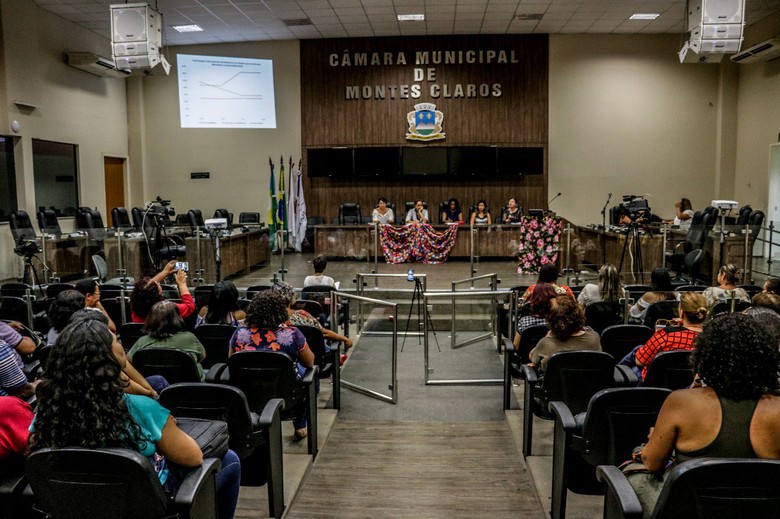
[[449, 147, 497, 178], [307, 148, 353, 178], [354, 147, 401, 178], [402, 147, 449, 176], [497, 147, 544, 177]]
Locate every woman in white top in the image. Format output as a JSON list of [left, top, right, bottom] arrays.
[[371, 197, 394, 225], [701, 264, 751, 308], [671, 198, 695, 230], [470, 200, 492, 226], [577, 263, 626, 306], [303, 255, 336, 288], [405, 200, 429, 223]]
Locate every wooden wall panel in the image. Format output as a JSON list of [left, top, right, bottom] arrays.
[[300, 35, 549, 223]]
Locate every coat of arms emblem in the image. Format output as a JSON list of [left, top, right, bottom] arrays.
[[406, 103, 445, 141]]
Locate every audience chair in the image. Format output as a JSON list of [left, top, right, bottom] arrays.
[[238, 212, 261, 224], [623, 285, 651, 300], [0, 283, 33, 299], [36, 209, 62, 236], [549, 387, 671, 519], [0, 461, 29, 519], [0, 297, 31, 328], [642, 350, 694, 390], [599, 324, 654, 363], [8, 210, 38, 241], [710, 299, 751, 316], [739, 284, 762, 299], [295, 325, 340, 408], [520, 350, 618, 457], [237, 297, 251, 312], [193, 284, 215, 310], [111, 207, 133, 230], [642, 300, 679, 329], [674, 285, 701, 292], [245, 284, 272, 300], [44, 283, 75, 300], [597, 458, 780, 519], [101, 296, 131, 328], [292, 299, 324, 319], [193, 323, 236, 370], [26, 447, 219, 519], [301, 284, 347, 332], [584, 301, 624, 334], [338, 203, 361, 225], [118, 322, 145, 351], [212, 350, 319, 458], [159, 383, 286, 518], [131, 347, 202, 384]]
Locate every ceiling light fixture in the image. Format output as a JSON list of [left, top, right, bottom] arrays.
[[171, 24, 203, 32], [398, 14, 425, 21], [629, 13, 660, 20]]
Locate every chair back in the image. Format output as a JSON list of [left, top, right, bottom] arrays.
[[438, 201, 449, 223], [132, 347, 201, 383], [213, 208, 233, 227], [684, 210, 707, 248], [675, 285, 701, 292], [643, 300, 679, 328], [45, 283, 75, 299], [292, 300, 324, 317], [37, 209, 62, 235], [239, 212, 260, 224], [193, 324, 236, 369], [599, 324, 654, 362], [653, 458, 780, 518], [245, 284, 271, 299], [227, 351, 305, 417], [538, 351, 616, 416], [0, 297, 30, 327], [295, 325, 334, 379], [26, 447, 170, 519], [643, 350, 694, 390], [101, 298, 131, 328], [681, 249, 705, 283], [624, 285, 651, 300], [736, 205, 752, 226], [188, 209, 205, 232], [739, 285, 762, 299], [131, 207, 145, 229], [111, 207, 132, 229], [118, 322, 145, 350], [710, 299, 751, 316], [1, 283, 33, 299], [9, 210, 37, 240], [584, 301, 623, 334], [338, 203, 361, 225], [749, 210, 765, 238], [515, 323, 548, 361], [193, 284, 214, 310]]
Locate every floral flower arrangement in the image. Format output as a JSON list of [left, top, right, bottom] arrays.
[[516, 216, 562, 274]]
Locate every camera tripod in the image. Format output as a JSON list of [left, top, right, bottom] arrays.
[[401, 277, 441, 352], [618, 221, 645, 284], [20, 254, 44, 297]]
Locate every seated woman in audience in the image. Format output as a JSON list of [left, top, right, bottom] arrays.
[[521, 264, 574, 301], [0, 395, 33, 464], [271, 282, 352, 349], [636, 314, 780, 515], [29, 318, 240, 519], [371, 197, 394, 225], [46, 289, 85, 346], [529, 295, 601, 371], [501, 197, 522, 224], [128, 301, 206, 381], [303, 254, 336, 288], [0, 341, 37, 400], [130, 260, 195, 323], [743, 306, 780, 348], [751, 290, 780, 314], [405, 200, 429, 224], [513, 283, 557, 351], [624, 291, 707, 380], [629, 268, 678, 323], [229, 291, 314, 440], [441, 198, 463, 223], [74, 278, 116, 332], [470, 200, 492, 226], [763, 276, 780, 295], [577, 263, 626, 306], [701, 264, 750, 308], [197, 281, 245, 327]]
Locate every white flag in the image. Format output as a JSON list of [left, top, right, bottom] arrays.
[[287, 156, 297, 249], [293, 163, 307, 252]]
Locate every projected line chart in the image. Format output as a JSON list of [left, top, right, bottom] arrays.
[[178, 54, 277, 129]]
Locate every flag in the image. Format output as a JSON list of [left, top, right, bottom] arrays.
[[267, 157, 277, 250], [277, 155, 285, 231], [294, 160, 307, 252], [287, 156, 297, 249]]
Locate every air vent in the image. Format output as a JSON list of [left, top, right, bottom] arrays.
[[283, 18, 313, 27], [65, 51, 132, 78], [730, 37, 780, 63], [516, 13, 544, 21]]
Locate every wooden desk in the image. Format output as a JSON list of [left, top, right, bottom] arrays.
[[185, 228, 270, 283], [32, 234, 92, 282], [568, 226, 664, 280], [103, 234, 153, 281]]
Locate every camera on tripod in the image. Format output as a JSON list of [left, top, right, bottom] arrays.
[[14, 237, 40, 258], [620, 195, 651, 222], [147, 196, 175, 225]]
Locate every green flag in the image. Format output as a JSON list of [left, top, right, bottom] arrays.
[[268, 157, 277, 250]]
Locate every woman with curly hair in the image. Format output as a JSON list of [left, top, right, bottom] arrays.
[[29, 318, 241, 519], [270, 282, 352, 349], [577, 263, 626, 306], [129, 261, 195, 323], [529, 295, 601, 371], [229, 290, 314, 440], [634, 314, 780, 515]]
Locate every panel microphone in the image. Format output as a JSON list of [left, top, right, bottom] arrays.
[[547, 192, 562, 208]]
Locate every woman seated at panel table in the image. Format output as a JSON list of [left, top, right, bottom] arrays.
[[371, 197, 395, 225], [441, 198, 463, 223], [470, 200, 492, 226], [405, 200, 429, 224], [501, 197, 522, 224]]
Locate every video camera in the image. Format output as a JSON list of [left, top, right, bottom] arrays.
[[147, 196, 176, 219], [619, 195, 651, 222], [14, 236, 41, 258]]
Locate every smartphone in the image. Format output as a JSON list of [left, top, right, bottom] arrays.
[[175, 261, 189, 272]]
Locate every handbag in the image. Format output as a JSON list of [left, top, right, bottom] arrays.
[[174, 417, 230, 459], [619, 444, 674, 519]]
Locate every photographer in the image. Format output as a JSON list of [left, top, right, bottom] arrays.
[[129, 261, 195, 323]]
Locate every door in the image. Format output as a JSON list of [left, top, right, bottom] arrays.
[[104, 156, 125, 227]]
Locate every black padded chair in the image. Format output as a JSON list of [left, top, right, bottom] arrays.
[[597, 458, 780, 519], [0, 283, 33, 299], [193, 284, 214, 310], [673, 249, 706, 286], [131, 347, 202, 384], [584, 301, 624, 334], [600, 324, 654, 363], [736, 205, 752, 226], [520, 350, 618, 457], [118, 322, 145, 351], [214, 350, 319, 458], [239, 212, 261, 224], [26, 447, 219, 519], [710, 299, 751, 316], [748, 210, 765, 241], [131, 207, 145, 229], [624, 284, 651, 300], [101, 297, 131, 328], [437, 201, 449, 223], [9, 210, 38, 241], [739, 284, 762, 299], [549, 387, 671, 519], [0, 462, 28, 519], [246, 284, 272, 300], [702, 205, 718, 231], [188, 209, 205, 233], [642, 300, 679, 329], [643, 350, 694, 390], [159, 383, 286, 518], [666, 210, 706, 274], [295, 325, 340, 406], [111, 207, 133, 229], [36, 209, 62, 236], [302, 216, 323, 251], [404, 201, 428, 215], [77, 207, 107, 241], [213, 209, 233, 227], [338, 203, 361, 225], [0, 297, 31, 328], [193, 323, 236, 370], [44, 283, 75, 299], [674, 284, 702, 292]]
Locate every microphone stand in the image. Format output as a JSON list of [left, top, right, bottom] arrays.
[[601, 193, 612, 228], [547, 193, 562, 214]]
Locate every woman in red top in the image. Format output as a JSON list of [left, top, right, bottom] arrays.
[[130, 261, 195, 323], [0, 396, 33, 462], [633, 291, 707, 380]]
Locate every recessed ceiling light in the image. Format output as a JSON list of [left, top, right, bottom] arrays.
[[398, 14, 425, 21], [171, 24, 203, 32], [629, 13, 660, 20]]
